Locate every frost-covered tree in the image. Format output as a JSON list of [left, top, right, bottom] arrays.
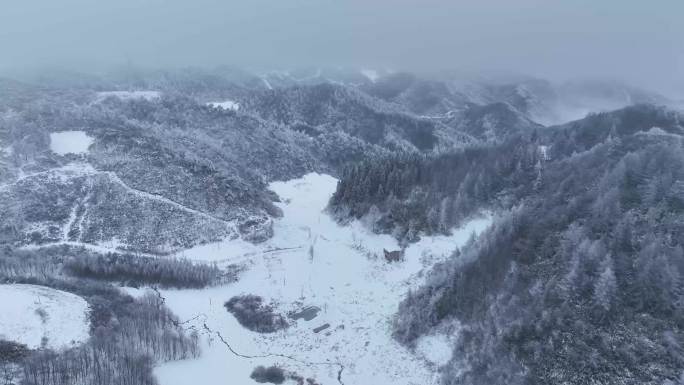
[[593, 256, 617, 312]]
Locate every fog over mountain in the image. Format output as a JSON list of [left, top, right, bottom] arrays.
[[2, 0, 684, 96], [3, 2, 684, 385]]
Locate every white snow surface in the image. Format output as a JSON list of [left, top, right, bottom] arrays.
[[637, 126, 683, 138], [538, 145, 549, 160], [416, 333, 454, 367], [156, 173, 491, 385], [96, 90, 161, 101], [207, 100, 240, 111], [0, 284, 90, 349], [49, 131, 94, 155], [361, 69, 380, 82]]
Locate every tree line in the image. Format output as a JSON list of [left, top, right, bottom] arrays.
[[0, 245, 204, 385], [329, 133, 542, 242]]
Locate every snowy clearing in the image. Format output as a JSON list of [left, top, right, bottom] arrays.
[[207, 100, 240, 111], [96, 90, 161, 101], [416, 333, 454, 367], [361, 69, 380, 82], [155, 173, 491, 385], [49, 131, 94, 155], [0, 284, 90, 349]]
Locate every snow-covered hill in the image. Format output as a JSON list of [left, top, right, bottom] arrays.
[[152, 173, 491, 385], [0, 284, 90, 349], [3, 69, 678, 385]]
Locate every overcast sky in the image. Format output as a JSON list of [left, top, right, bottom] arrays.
[[1, 0, 683, 95]]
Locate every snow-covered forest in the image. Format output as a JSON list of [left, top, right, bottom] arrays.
[[1, 63, 683, 385]]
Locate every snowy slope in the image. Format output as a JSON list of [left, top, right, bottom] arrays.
[[154, 173, 491, 385], [0, 284, 90, 349], [10, 161, 236, 254]]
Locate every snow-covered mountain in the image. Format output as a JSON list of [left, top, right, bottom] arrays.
[[1, 68, 683, 385], [330, 104, 684, 384]]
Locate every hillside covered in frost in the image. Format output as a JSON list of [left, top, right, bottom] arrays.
[[332, 104, 684, 384], [1, 67, 682, 385]]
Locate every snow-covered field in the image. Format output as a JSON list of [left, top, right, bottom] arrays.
[[154, 173, 491, 385], [49, 131, 94, 155], [0, 284, 90, 349], [207, 100, 240, 111], [96, 90, 161, 101]]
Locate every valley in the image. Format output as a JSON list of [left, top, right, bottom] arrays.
[[1, 66, 683, 385], [151, 173, 491, 385]]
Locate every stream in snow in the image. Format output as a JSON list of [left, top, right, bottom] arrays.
[[152, 173, 491, 385]]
